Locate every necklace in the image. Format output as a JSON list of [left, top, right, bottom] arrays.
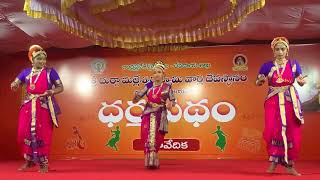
[[29, 68, 44, 90], [274, 60, 287, 83], [152, 83, 163, 99]]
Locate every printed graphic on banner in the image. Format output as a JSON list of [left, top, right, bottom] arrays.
[[232, 54, 248, 71], [212, 126, 227, 151], [237, 128, 262, 153], [97, 99, 237, 128], [106, 126, 121, 151], [91, 59, 107, 74], [65, 127, 86, 150], [46, 45, 320, 159], [133, 139, 200, 151], [91, 74, 248, 87]]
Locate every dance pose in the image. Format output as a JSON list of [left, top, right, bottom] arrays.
[[133, 61, 176, 169], [256, 37, 306, 176], [10, 45, 63, 173]]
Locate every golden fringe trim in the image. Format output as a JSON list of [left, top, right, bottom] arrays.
[[129, 44, 189, 53], [92, 0, 237, 33], [61, 0, 77, 17], [24, 0, 265, 50], [91, 0, 137, 14]]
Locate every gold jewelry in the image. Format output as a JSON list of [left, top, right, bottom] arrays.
[[275, 58, 287, 65], [274, 60, 287, 83], [29, 67, 44, 90], [152, 83, 163, 99]]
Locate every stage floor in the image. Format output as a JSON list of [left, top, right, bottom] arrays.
[[0, 160, 319, 179]]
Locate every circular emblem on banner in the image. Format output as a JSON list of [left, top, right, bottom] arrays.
[[232, 54, 248, 71], [91, 59, 106, 74]]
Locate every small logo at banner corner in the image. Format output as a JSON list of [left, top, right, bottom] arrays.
[[232, 54, 248, 71], [91, 58, 106, 74]]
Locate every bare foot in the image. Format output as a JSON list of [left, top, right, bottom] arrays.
[[286, 167, 301, 176], [39, 165, 49, 173], [266, 162, 277, 173], [18, 161, 36, 171]]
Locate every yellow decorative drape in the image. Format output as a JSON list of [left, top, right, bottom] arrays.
[[24, 0, 266, 52], [128, 44, 189, 53], [91, 0, 137, 14]]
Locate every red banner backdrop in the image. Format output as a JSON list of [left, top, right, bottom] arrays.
[[1, 44, 319, 160]]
